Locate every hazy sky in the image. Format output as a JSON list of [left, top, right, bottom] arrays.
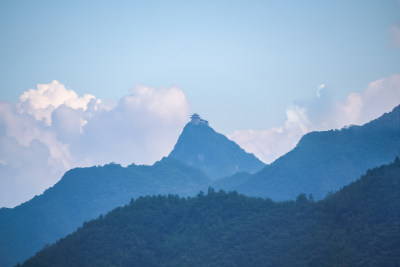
[[1, 0, 400, 207]]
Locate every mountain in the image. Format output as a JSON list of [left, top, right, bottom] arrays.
[[215, 105, 400, 200], [20, 159, 400, 266], [3, 108, 399, 266], [168, 113, 265, 180], [0, 158, 211, 267]]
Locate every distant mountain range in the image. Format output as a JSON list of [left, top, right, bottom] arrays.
[[20, 159, 400, 266], [168, 113, 265, 180], [215, 105, 400, 200], [1, 106, 399, 266], [0, 158, 210, 267]]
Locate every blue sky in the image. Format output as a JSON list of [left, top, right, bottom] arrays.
[[1, 0, 399, 130], [0, 0, 400, 207]]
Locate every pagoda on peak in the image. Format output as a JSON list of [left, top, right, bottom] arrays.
[[190, 113, 209, 126]]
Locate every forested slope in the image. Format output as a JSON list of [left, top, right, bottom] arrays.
[[21, 158, 400, 267], [0, 158, 210, 267]]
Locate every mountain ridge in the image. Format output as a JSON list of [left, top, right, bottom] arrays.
[[20, 158, 400, 266], [215, 105, 400, 200], [0, 157, 211, 267], [2, 107, 399, 266], [168, 114, 265, 180]]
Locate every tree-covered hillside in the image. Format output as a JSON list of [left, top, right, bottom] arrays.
[[216, 105, 400, 200], [3, 107, 399, 267], [0, 158, 210, 267], [169, 115, 265, 180], [21, 158, 400, 267]]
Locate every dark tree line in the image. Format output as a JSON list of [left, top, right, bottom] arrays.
[[20, 158, 400, 267]]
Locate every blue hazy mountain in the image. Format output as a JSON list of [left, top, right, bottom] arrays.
[[0, 158, 211, 267], [168, 113, 265, 180], [2, 107, 399, 266], [20, 159, 400, 266], [0, 114, 265, 267], [215, 105, 400, 200]]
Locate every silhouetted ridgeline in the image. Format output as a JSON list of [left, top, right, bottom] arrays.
[[21, 159, 400, 266], [1, 107, 399, 266], [0, 158, 210, 267], [215, 105, 400, 200]]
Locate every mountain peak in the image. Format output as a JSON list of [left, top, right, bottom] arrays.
[[168, 114, 265, 180]]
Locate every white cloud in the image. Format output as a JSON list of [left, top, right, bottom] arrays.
[[0, 81, 190, 208], [17, 80, 99, 125], [334, 73, 400, 127], [73, 85, 190, 167], [2, 75, 399, 207], [122, 85, 190, 125], [230, 105, 310, 164], [230, 74, 400, 164], [316, 84, 325, 98], [0, 104, 65, 207]]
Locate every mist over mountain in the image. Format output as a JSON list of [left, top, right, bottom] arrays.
[[2, 107, 399, 266], [168, 114, 265, 180], [215, 105, 400, 200], [20, 159, 400, 266], [0, 113, 265, 267], [0, 158, 210, 267]]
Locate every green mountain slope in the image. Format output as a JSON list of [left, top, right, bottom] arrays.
[[216, 105, 400, 200], [0, 158, 210, 267], [21, 159, 400, 267], [168, 114, 265, 180]]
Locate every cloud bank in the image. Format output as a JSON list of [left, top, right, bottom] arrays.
[[1, 74, 399, 207], [229, 73, 400, 164], [0, 81, 190, 208]]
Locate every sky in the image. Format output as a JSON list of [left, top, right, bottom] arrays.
[[1, 0, 400, 208]]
